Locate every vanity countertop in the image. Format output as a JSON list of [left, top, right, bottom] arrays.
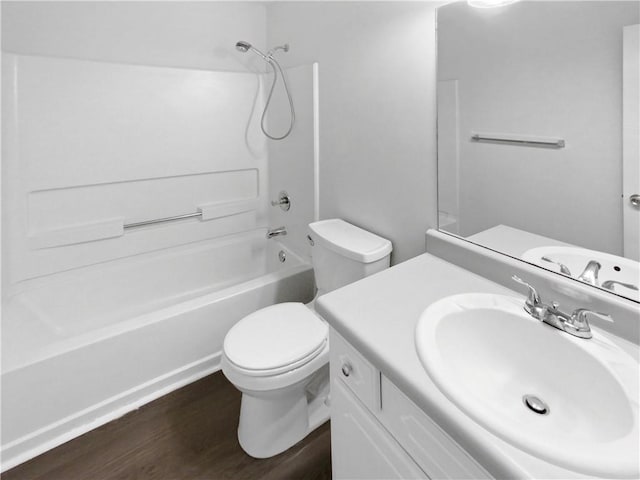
[[466, 224, 573, 258], [316, 252, 637, 479]]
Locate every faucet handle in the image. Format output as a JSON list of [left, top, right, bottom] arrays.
[[570, 308, 612, 330], [601, 280, 639, 292], [540, 256, 572, 276], [270, 191, 291, 211], [512, 275, 542, 310]]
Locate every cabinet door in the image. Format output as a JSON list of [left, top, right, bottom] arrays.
[[331, 379, 428, 480]]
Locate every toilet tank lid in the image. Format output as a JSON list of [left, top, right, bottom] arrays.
[[308, 219, 392, 263]]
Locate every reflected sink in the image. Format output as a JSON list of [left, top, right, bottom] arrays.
[[415, 294, 639, 478], [522, 246, 639, 301]]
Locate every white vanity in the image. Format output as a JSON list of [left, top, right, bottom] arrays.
[[334, 1, 640, 476], [316, 252, 639, 479], [329, 328, 490, 479]]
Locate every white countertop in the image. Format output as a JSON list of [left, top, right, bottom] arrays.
[[316, 252, 636, 479]]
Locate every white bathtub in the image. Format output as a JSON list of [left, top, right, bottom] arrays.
[[0, 230, 314, 471]]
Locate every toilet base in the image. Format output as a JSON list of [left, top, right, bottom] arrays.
[[237, 366, 330, 458]]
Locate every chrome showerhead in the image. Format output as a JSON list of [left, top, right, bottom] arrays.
[[235, 41, 252, 53], [235, 40, 269, 60]]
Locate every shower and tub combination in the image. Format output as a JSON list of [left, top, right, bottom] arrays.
[[1, 38, 317, 470]]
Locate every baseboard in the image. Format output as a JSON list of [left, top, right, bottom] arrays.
[[1, 353, 221, 473]]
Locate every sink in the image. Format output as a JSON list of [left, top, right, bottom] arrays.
[[522, 246, 639, 301], [415, 293, 639, 478]]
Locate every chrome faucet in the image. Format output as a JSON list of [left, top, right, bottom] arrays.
[[577, 260, 601, 285], [512, 275, 611, 339], [266, 226, 287, 239]]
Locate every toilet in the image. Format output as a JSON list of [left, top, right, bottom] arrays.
[[221, 219, 392, 458]]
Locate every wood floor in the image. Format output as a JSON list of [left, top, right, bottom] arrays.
[[3, 372, 332, 480]]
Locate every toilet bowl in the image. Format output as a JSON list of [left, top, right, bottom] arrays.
[[221, 302, 330, 458], [221, 219, 392, 458]]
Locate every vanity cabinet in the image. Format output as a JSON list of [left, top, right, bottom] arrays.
[[330, 329, 490, 480], [331, 379, 427, 479]]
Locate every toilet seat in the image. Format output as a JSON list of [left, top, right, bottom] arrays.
[[223, 302, 328, 377], [225, 340, 327, 377]]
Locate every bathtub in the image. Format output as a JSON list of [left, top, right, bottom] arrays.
[[0, 230, 314, 471]]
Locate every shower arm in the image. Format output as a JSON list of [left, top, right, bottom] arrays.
[[266, 44, 289, 59]]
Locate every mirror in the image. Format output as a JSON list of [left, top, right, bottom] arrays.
[[436, 0, 640, 302]]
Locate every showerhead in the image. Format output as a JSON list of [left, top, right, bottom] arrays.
[[235, 41, 252, 53], [234, 40, 271, 61]]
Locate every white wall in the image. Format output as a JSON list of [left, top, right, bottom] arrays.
[[267, 2, 439, 264], [437, 1, 640, 256], [1, 1, 267, 72]]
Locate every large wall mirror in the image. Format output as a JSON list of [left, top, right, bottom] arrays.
[[436, 0, 640, 303]]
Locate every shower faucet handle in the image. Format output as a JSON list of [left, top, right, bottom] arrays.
[[270, 191, 291, 211]]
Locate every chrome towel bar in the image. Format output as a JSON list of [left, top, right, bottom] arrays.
[[123, 199, 257, 230], [471, 133, 565, 148], [124, 211, 202, 229]]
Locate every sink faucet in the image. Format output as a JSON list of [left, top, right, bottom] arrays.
[[577, 260, 601, 285], [266, 226, 287, 239], [512, 275, 611, 339]]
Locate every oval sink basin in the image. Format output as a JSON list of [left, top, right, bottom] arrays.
[[415, 294, 639, 478], [522, 246, 639, 301]]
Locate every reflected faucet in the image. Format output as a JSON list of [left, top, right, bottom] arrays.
[[577, 260, 601, 286]]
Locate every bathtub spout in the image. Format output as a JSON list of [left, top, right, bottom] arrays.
[[267, 226, 287, 239]]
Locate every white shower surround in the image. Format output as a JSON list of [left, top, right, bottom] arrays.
[[1, 233, 314, 471], [1, 50, 318, 471]]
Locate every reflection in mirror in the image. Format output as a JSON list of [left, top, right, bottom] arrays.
[[436, 0, 640, 302]]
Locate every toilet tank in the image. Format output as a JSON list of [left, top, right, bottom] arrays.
[[308, 219, 392, 296]]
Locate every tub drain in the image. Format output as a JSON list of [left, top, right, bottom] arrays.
[[278, 250, 286, 263], [523, 394, 549, 415]]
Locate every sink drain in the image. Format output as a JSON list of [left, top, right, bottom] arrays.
[[523, 394, 549, 415]]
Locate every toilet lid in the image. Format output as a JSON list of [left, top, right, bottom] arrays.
[[224, 302, 328, 374]]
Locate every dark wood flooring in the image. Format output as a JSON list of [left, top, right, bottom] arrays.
[[3, 372, 332, 480]]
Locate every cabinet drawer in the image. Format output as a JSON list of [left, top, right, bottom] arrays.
[[330, 329, 380, 413], [379, 376, 491, 479]]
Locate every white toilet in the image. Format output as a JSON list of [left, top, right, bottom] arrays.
[[221, 219, 392, 458]]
